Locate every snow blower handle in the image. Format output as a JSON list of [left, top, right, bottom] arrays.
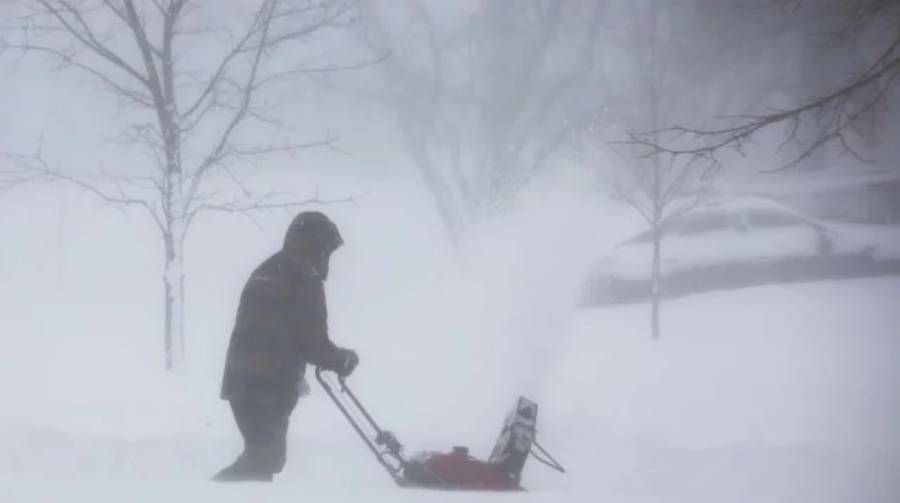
[[375, 431, 403, 453], [315, 367, 408, 485], [530, 438, 566, 474]]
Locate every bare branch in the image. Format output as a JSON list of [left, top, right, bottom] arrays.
[[251, 52, 391, 90], [227, 136, 339, 158], [121, 0, 168, 111], [33, 0, 151, 87], [6, 151, 166, 234], [193, 193, 359, 216], [100, 0, 131, 25], [184, 189, 360, 233], [2, 41, 155, 107], [631, 9, 900, 170], [180, 0, 355, 122], [0, 155, 42, 192], [182, 0, 277, 206], [178, 2, 268, 120], [250, 0, 355, 50]]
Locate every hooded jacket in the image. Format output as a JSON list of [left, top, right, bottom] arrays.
[[220, 249, 345, 400]]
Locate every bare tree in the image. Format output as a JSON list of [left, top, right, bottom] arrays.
[[340, 0, 605, 244], [600, 151, 712, 339], [3, 0, 359, 370], [633, 0, 900, 170], [575, 0, 742, 338]]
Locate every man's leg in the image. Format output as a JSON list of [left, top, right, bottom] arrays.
[[267, 392, 299, 475], [212, 399, 266, 482], [213, 392, 299, 482]]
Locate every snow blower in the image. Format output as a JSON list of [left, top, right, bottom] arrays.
[[315, 367, 565, 491]]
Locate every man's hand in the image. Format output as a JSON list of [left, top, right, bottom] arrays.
[[297, 374, 311, 397], [334, 348, 359, 377]]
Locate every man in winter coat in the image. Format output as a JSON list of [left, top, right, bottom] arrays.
[[213, 211, 359, 482]]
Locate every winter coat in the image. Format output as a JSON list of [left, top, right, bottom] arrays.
[[220, 251, 344, 401]]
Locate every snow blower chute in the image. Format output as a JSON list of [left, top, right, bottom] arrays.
[[315, 367, 565, 491]]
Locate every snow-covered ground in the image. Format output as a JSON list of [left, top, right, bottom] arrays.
[[1, 169, 899, 503]]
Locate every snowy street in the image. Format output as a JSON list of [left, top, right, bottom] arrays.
[[2, 1, 900, 501], [2, 267, 898, 502]]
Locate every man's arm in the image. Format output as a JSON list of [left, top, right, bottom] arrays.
[[221, 263, 295, 399], [292, 279, 356, 374]]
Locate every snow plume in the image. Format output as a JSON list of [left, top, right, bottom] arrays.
[[315, 169, 625, 456]]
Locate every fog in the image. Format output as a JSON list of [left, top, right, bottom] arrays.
[[1, 1, 899, 502]]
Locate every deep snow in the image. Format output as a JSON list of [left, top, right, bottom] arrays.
[[1, 168, 899, 502]]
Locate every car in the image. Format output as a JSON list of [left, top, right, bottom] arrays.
[[584, 197, 900, 304]]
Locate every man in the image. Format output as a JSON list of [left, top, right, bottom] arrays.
[[213, 211, 359, 482]]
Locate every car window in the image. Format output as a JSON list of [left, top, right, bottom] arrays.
[[744, 210, 805, 229], [674, 212, 733, 236], [625, 229, 655, 243]]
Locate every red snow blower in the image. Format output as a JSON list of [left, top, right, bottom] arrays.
[[315, 367, 565, 491]]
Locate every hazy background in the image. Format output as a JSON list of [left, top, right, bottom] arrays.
[[1, 1, 899, 502]]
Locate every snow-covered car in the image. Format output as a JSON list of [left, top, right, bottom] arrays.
[[585, 198, 900, 303]]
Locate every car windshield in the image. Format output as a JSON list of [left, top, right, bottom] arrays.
[[622, 211, 734, 243], [625, 229, 655, 243], [674, 212, 734, 235], [744, 210, 808, 229]]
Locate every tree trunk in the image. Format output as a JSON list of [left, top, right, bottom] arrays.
[[55, 185, 67, 293], [651, 224, 662, 340], [160, 87, 184, 370], [163, 229, 185, 371]]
